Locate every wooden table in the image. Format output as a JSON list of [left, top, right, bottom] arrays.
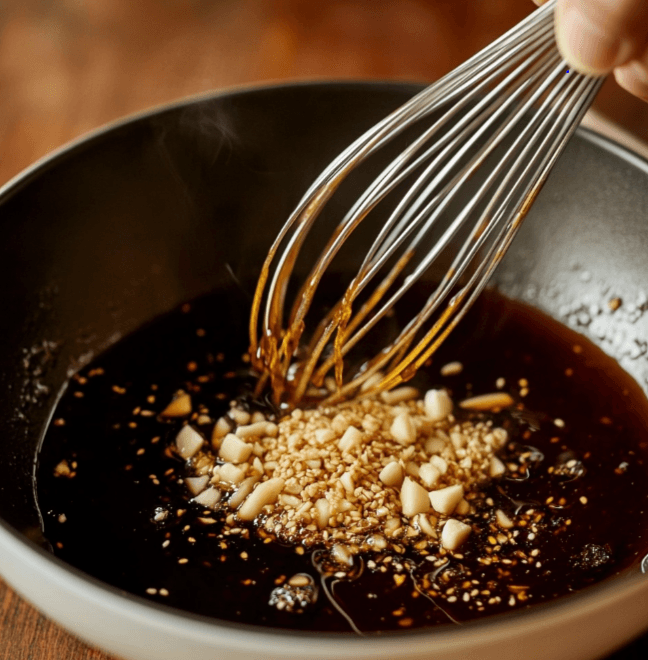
[[2, 1, 648, 657]]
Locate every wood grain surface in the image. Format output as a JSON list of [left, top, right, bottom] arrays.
[[1, 1, 648, 658]]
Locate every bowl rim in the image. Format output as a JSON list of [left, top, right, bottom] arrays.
[[2, 79, 648, 652]]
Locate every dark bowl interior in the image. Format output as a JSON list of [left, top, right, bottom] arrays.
[[1, 81, 648, 579]]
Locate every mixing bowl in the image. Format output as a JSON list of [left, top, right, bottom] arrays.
[[1, 82, 648, 660]]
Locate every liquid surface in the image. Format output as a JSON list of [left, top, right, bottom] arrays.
[[36, 288, 648, 633]]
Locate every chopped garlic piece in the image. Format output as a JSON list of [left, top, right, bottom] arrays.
[[441, 518, 472, 550], [440, 361, 463, 376], [161, 393, 192, 418], [429, 484, 464, 515], [193, 487, 221, 509], [400, 477, 430, 517], [380, 386, 419, 405], [417, 514, 438, 538], [455, 498, 470, 516], [314, 498, 330, 529], [229, 408, 250, 425], [424, 389, 453, 422], [217, 462, 246, 485], [338, 426, 363, 453], [219, 433, 253, 464], [424, 437, 445, 454], [496, 509, 514, 529], [490, 456, 506, 478], [331, 544, 353, 566], [212, 417, 231, 446], [390, 412, 416, 445], [419, 463, 441, 488], [236, 421, 274, 439], [459, 392, 514, 411], [315, 428, 336, 444], [238, 478, 285, 521], [228, 476, 259, 509], [405, 461, 419, 478], [379, 461, 403, 487], [430, 454, 448, 475], [175, 425, 203, 459], [340, 471, 355, 493], [279, 493, 301, 508], [185, 475, 209, 496]]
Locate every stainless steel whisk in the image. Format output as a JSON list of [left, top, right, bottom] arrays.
[[249, 0, 603, 407]]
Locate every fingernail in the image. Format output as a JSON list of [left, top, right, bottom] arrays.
[[556, 4, 633, 75]]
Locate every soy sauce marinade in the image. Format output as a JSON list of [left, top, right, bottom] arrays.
[[36, 288, 648, 633]]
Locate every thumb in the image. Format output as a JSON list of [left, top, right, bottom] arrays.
[[553, 0, 643, 76]]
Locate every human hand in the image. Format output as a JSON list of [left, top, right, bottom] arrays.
[[548, 0, 648, 100]]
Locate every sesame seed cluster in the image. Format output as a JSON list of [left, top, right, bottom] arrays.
[[177, 386, 509, 556]]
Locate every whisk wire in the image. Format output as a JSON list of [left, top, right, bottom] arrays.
[[338, 73, 602, 397], [250, 0, 603, 407], [284, 40, 564, 388], [297, 50, 568, 380], [290, 25, 560, 298], [250, 1, 558, 348], [375, 78, 604, 394]]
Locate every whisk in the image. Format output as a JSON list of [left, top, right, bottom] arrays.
[[249, 0, 603, 408]]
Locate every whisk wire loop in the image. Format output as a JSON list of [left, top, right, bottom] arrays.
[[250, 0, 603, 407]]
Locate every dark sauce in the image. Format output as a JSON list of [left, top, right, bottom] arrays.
[[36, 288, 648, 633]]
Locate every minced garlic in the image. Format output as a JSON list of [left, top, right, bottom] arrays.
[[179, 387, 508, 556]]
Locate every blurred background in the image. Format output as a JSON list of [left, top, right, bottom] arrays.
[[1, 0, 647, 187], [0, 0, 646, 657]]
